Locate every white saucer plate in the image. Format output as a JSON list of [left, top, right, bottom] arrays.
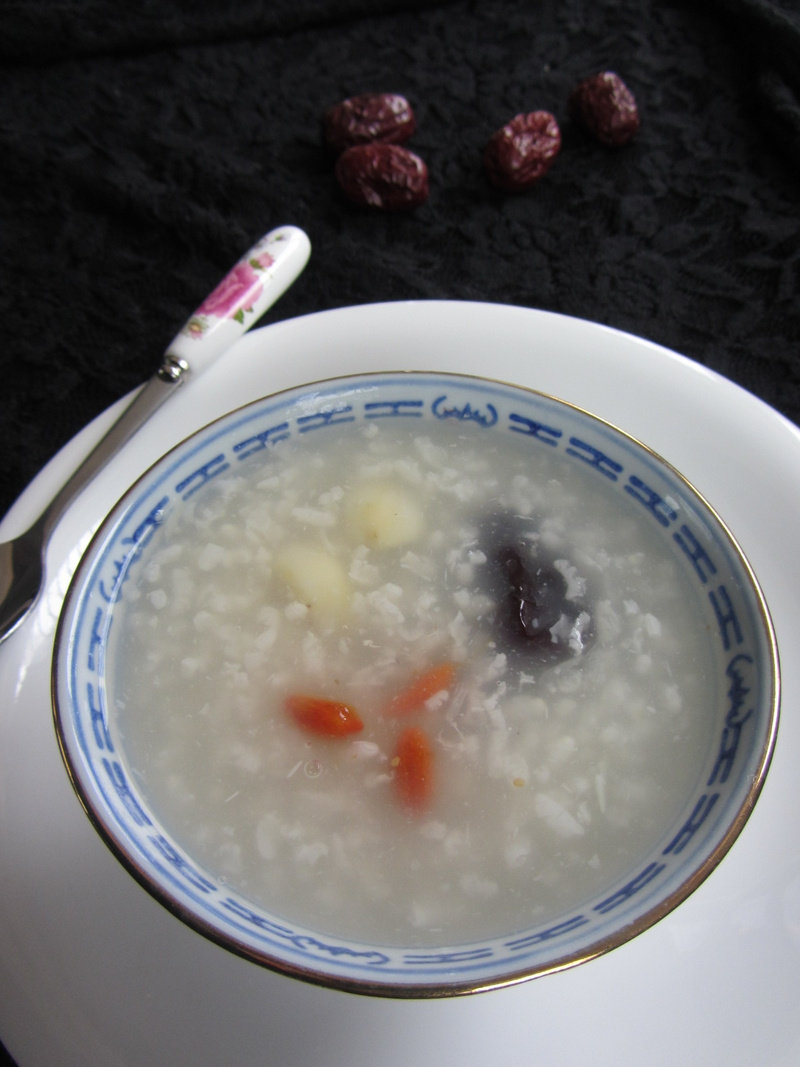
[[2, 301, 800, 1066]]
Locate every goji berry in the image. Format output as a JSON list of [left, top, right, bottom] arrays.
[[393, 726, 435, 812], [386, 662, 457, 716], [285, 693, 364, 737]]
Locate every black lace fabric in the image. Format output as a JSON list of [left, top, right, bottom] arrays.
[[1, 0, 799, 519]]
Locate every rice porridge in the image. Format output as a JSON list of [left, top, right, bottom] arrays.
[[111, 416, 714, 946]]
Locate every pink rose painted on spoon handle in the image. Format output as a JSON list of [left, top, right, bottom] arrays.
[[197, 261, 263, 320], [164, 225, 310, 375], [182, 234, 285, 339]]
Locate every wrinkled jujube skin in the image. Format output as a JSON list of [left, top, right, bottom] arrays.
[[323, 92, 416, 154], [478, 514, 596, 664], [483, 110, 562, 191], [498, 547, 569, 643], [568, 71, 640, 146], [334, 143, 430, 210]]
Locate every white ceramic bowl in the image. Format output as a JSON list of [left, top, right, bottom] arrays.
[[52, 371, 779, 997]]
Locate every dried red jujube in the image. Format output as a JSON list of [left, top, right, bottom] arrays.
[[568, 71, 640, 146], [334, 143, 429, 211], [483, 110, 562, 192], [324, 92, 416, 154]]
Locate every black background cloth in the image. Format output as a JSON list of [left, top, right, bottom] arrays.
[[0, 0, 799, 1061], [2, 0, 800, 521]]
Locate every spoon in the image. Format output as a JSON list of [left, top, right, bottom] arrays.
[[0, 224, 311, 645]]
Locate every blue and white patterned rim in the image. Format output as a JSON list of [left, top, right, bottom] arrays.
[[52, 372, 780, 997]]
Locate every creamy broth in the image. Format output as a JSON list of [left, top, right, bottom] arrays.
[[112, 418, 714, 946]]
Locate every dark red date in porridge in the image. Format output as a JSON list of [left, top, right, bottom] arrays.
[[113, 417, 712, 946]]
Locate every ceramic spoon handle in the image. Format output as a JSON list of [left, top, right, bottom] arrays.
[[38, 225, 311, 543], [161, 225, 311, 380], [0, 225, 311, 645]]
